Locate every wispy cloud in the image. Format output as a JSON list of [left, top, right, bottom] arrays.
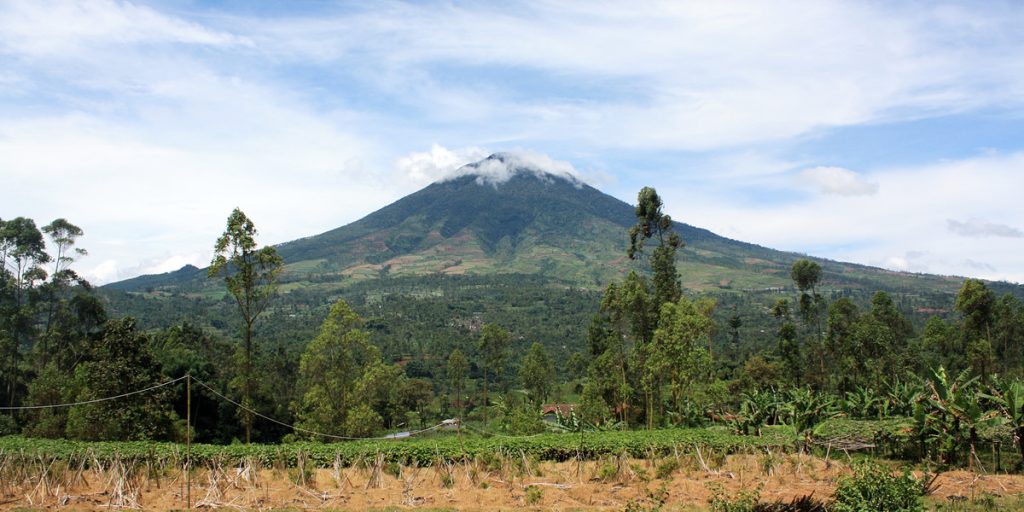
[[2, 1, 1024, 283], [800, 166, 879, 196], [0, 0, 249, 55], [667, 152, 1024, 283], [948, 218, 1024, 238]]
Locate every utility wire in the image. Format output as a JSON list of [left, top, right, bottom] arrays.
[[1, 373, 452, 442], [0, 375, 187, 410], [191, 377, 448, 441]]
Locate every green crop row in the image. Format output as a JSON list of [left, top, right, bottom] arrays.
[[0, 425, 799, 467]]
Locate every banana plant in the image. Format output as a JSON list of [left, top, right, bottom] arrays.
[[983, 379, 1024, 469], [843, 386, 882, 419], [734, 389, 783, 436], [919, 366, 1001, 466], [885, 378, 924, 417], [784, 388, 839, 435]]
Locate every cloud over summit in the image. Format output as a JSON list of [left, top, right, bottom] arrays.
[[397, 146, 583, 187]]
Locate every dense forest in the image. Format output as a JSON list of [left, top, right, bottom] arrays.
[[3, 192, 1024, 466]]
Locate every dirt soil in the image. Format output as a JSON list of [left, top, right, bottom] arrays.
[[3, 453, 1024, 511]]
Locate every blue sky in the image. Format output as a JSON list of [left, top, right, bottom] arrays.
[[1, 0, 1022, 284]]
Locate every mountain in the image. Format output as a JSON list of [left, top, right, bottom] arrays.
[[101, 153, 1024, 363], [108, 153, 973, 295]]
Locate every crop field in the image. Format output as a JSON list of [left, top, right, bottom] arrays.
[[4, 421, 1024, 510], [0, 425, 799, 468]]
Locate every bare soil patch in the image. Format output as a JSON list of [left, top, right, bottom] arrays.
[[3, 454, 1024, 510]]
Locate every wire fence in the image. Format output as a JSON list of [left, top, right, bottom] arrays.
[[0, 373, 456, 442], [0, 375, 187, 410]]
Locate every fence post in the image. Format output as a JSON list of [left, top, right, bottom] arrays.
[[187, 374, 191, 510]]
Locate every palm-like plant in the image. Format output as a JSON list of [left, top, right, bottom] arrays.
[[984, 379, 1024, 469], [918, 366, 1001, 466], [885, 378, 923, 417], [784, 388, 839, 435], [843, 386, 882, 419], [734, 389, 783, 436]]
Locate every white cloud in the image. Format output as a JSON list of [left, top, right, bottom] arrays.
[[395, 144, 489, 186], [445, 150, 584, 187], [0, 0, 248, 56], [232, 1, 1024, 150], [81, 252, 208, 285], [800, 166, 879, 196], [664, 152, 1024, 284], [395, 146, 585, 187], [3, 1, 1024, 286], [947, 218, 1023, 238]]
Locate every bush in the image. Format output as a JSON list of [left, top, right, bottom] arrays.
[[707, 482, 761, 512], [655, 457, 679, 479], [525, 485, 543, 505], [830, 462, 924, 512], [0, 414, 17, 436]]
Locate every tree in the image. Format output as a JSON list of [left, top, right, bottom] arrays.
[[65, 318, 175, 441], [826, 297, 860, 392], [292, 300, 378, 438], [993, 295, 1024, 374], [447, 349, 469, 418], [791, 259, 824, 382], [478, 324, 510, 424], [772, 298, 801, 385], [0, 217, 50, 411], [627, 187, 682, 307], [520, 342, 555, 406], [922, 316, 959, 373], [728, 312, 742, 363], [208, 208, 283, 443], [40, 218, 88, 344], [649, 296, 715, 425], [41, 218, 86, 280], [955, 279, 995, 340]]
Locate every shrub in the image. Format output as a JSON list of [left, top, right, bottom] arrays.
[[707, 482, 761, 512], [830, 462, 924, 512], [525, 485, 543, 505], [655, 458, 679, 479], [596, 460, 619, 481]]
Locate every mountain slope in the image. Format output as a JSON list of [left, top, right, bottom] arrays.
[[108, 154, 975, 295], [100, 154, 1024, 365]]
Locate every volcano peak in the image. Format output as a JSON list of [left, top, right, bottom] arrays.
[[444, 152, 583, 188]]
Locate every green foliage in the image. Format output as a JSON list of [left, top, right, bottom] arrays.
[[519, 342, 555, 406], [65, 318, 176, 441], [830, 462, 924, 512], [292, 300, 381, 437], [916, 366, 1001, 465], [654, 457, 679, 479], [707, 482, 762, 512], [627, 186, 682, 308], [478, 323, 510, 423], [648, 296, 715, 420], [0, 424, 799, 468], [525, 485, 543, 505], [447, 349, 469, 414], [208, 207, 283, 442]]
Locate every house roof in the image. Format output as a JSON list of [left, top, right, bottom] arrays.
[[541, 403, 576, 416]]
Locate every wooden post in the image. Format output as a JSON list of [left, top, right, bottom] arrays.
[[186, 374, 191, 510]]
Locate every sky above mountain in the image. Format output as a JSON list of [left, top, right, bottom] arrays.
[[2, 0, 1022, 284]]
